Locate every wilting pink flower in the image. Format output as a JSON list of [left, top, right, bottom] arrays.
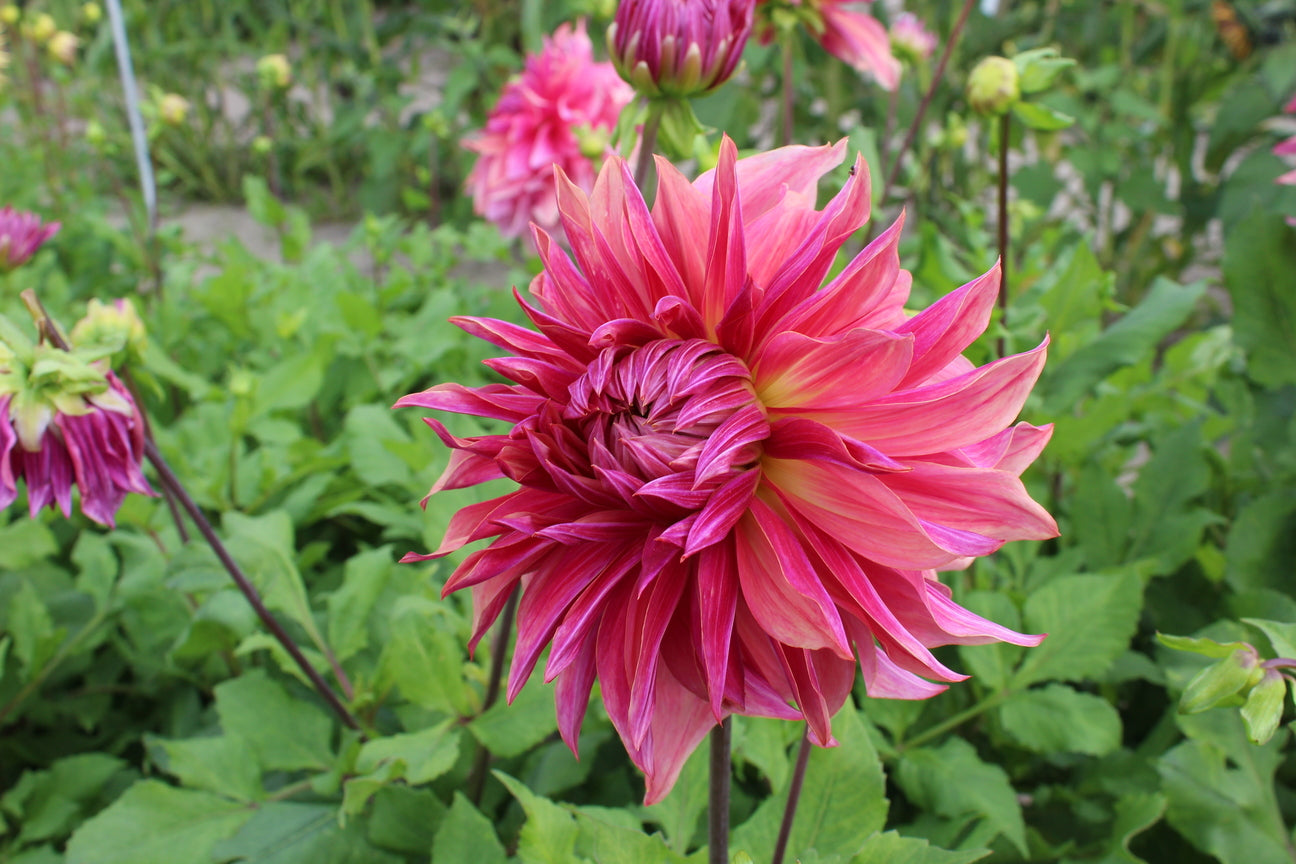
[[463, 21, 634, 239], [0, 368, 152, 526], [0, 207, 60, 272], [609, 0, 754, 98], [889, 11, 937, 65], [757, 0, 900, 90], [399, 137, 1054, 802]]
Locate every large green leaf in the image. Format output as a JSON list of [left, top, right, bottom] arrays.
[[851, 831, 989, 864], [433, 794, 506, 864], [210, 801, 403, 864], [1224, 212, 1296, 388], [147, 734, 263, 803], [326, 546, 394, 663], [494, 772, 583, 864], [1013, 570, 1143, 687], [65, 781, 252, 864], [342, 721, 461, 814], [468, 675, 559, 758], [214, 670, 335, 772], [998, 684, 1122, 756]]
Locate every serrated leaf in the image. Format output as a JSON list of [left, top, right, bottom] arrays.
[[214, 670, 335, 772], [8, 579, 61, 675], [433, 794, 506, 864], [468, 677, 559, 758], [65, 781, 252, 864], [368, 786, 446, 855], [574, 807, 687, 864], [379, 601, 473, 716], [850, 831, 989, 864], [223, 511, 323, 647], [998, 684, 1122, 756], [494, 772, 582, 864], [327, 546, 394, 663], [1013, 571, 1143, 687], [732, 707, 886, 861], [1106, 792, 1166, 864], [210, 800, 404, 864], [1225, 493, 1296, 593], [343, 722, 461, 816], [1224, 212, 1296, 388], [3, 754, 128, 846], [894, 738, 1026, 856], [148, 735, 263, 802], [1243, 618, 1296, 660]]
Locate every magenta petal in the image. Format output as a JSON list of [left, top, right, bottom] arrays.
[[754, 327, 914, 409], [895, 263, 1001, 388]]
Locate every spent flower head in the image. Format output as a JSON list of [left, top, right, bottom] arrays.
[[70, 298, 148, 364], [0, 207, 60, 273], [463, 21, 633, 240], [756, 0, 899, 90], [608, 0, 754, 99], [400, 137, 1054, 802], [889, 11, 936, 65]]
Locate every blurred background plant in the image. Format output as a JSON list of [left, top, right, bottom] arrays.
[[1, 0, 1296, 863]]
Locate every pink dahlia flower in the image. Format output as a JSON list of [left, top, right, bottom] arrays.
[[889, 11, 937, 65], [0, 207, 60, 272], [463, 21, 634, 240], [0, 369, 153, 526], [399, 137, 1055, 803], [757, 0, 900, 90], [608, 0, 755, 98]]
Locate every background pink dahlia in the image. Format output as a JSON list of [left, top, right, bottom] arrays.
[[400, 137, 1055, 803], [463, 21, 634, 239]]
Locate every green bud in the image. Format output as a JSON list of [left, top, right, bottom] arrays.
[[1180, 647, 1260, 715], [1241, 670, 1287, 745], [967, 56, 1020, 117], [70, 298, 148, 364]]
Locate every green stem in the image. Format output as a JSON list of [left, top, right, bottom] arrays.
[[633, 102, 662, 192], [780, 35, 795, 147], [897, 690, 1013, 754], [466, 585, 521, 806]]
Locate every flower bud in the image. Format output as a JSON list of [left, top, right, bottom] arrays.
[[0, 207, 60, 273], [70, 298, 148, 363], [24, 12, 56, 44], [0, 6, 18, 27], [257, 53, 292, 90], [47, 30, 78, 66], [608, 0, 753, 99], [251, 134, 273, 155], [889, 12, 937, 66], [967, 56, 1020, 117], [81, 2, 102, 25], [157, 93, 190, 126]]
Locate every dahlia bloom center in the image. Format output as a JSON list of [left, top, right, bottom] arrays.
[[562, 338, 766, 518]]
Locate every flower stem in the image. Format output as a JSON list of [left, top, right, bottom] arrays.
[[709, 716, 733, 864], [881, 0, 977, 203], [771, 728, 811, 864], [780, 35, 795, 147], [466, 584, 521, 806], [996, 111, 1011, 358], [896, 689, 1013, 754], [634, 101, 662, 192]]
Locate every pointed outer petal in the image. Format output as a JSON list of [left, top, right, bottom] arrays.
[[776, 644, 856, 746], [852, 625, 949, 699], [894, 263, 1001, 389], [730, 601, 805, 719], [394, 382, 543, 423], [694, 140, 848, 224], [651, 156, 711, 297], [535, 510, 645, 545], [784, 506, 966, 680], [950, 421, 1053, 475], [546, 545, 640, 680], [636, 664, 718, 805], [450, 315, 575, 366], [607, 159, 690, 303], [700, 137, 748, 335], [754, 328, 913, 410], [695, 539, 739, 719], [714, 269, 761, 360], [483, 355, 577, 399], [763, 213, 905, 343], [0, 398, 16, 509], [765, 459, 979, 569], [759, 154, 873, 311], [627, 561, 690, 748], [554, 628, 598, 753], [925, 580, 1044, 646], [880, 462, 1058, 541], [685, 467, 761, 557], [742, 192, 825, 291], [441, 534, 552, 598], [652, 294, 708, 341], [588, 318, 665, 351], [764, 417, 908, 473], [584, 163, 676, 322], [734, 497, 853, 657], [527, 241, 605, 344], [693, 406, 770, 488], [424, 489, 557, 561], [1273, 138, 1296, 157], [426, 447, 506, 496], [786, 338, 1049, 456], [467, 571, 524, 655], [817, 4, 902, 90], [509, 542, 634, 702]]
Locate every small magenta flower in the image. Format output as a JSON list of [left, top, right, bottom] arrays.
[[889, 11, 936, 65], [0, 340, 153, 527], [463, 21, 633, 239], [608, 0, 754, 98], [400, 137, 1054, 802], [757, 0, 900, 90], [0, 207, 60, 273]]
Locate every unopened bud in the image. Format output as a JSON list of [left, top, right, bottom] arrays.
[[0, 6, 18, 27], [81, 2, 102, 25], [967, 56, 1020, 117], [47, 31, 78, 66], [609, 0, 753, 99], [251, 135, 273, 155], [257, 53, 292, 90], [24, 12, 56, 44], [157, 93, 190, 126]]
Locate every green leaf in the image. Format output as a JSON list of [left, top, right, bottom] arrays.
[[850, 831, 989, 864], [378, 599, 473, 717], [573, 807, 687, 864], [1103, 793, 1167, 864], [8, 578, 62, 675], [1013, 47, 1075, 94], [343, 721, 461, 815], [210, 800, 404, 864], [1013, 571, 1143, 687], [1157, 633, 1251, 660], [214, 670, 335, 772], [65, 781, 252, 864], [2, 754, 128, 846], [894, 738, 1027, 856], [148, 734, 263, 803], [1043, 278, 1205, 412], [1012, 101, 1075, 132], [0, 519, 57, 569], [1224, 212, 1296, 388], [468, 676, 559, 758], [1242, 618, 1296, 660], [494, 772, 582, 864], [998, 684, 1122, 756], [433, 794, 506, 864], [327, 546, 394, 663], [1225, 493, 1296, 593], [1180, 650, 1258, 714], [343, 405, 415, 490], [1240, 673, 1286, 745], [1069, 463, 1132, 571], [732, 707, 886, 862], [368, 786, 446, 855], [224, 510, 324, 648]]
